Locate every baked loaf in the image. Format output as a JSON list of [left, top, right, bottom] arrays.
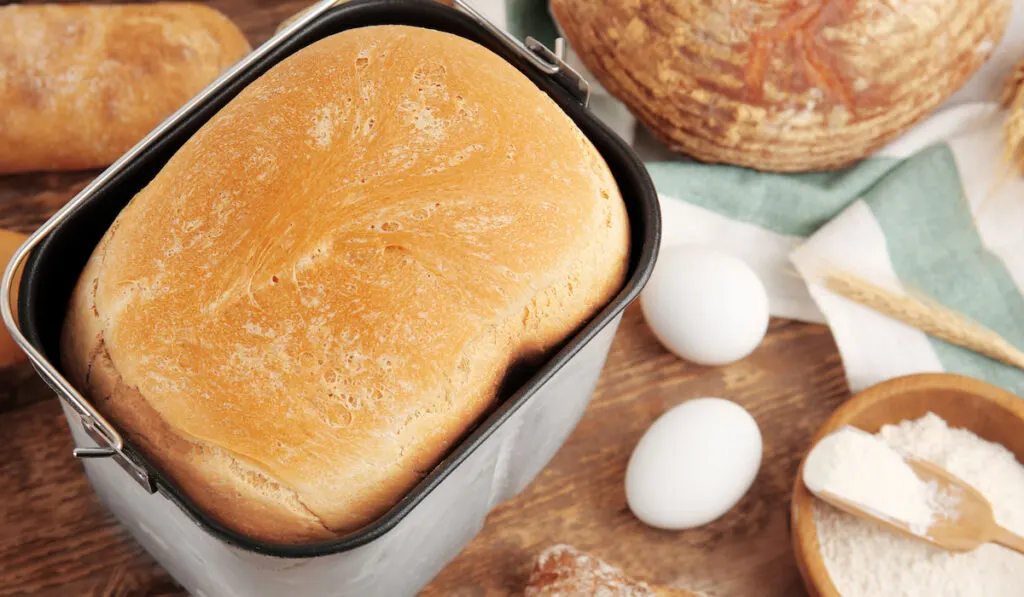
[[61, 26, 630, 544], [551, 0, 1011, 172], [526, 545, 704, 596], [0, 3, 250, 174]]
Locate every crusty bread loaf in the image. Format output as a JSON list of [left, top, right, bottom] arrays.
[[61, 26, 630, 544], [526, 545, 704, 596], [0, 3, 250, 175], [551, 0, 1011, 172]]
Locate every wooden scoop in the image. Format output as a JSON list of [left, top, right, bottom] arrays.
[[813, 459, 1024, 555]]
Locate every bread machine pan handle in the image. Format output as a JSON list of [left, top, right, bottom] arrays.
[[2, 228, 159, 494], [1, 235, 132, 464], [452, 0, 591, 107]]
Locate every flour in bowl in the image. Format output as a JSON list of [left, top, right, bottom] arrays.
[[804, 425, 939, 534], [814, 413, 1024, 596]]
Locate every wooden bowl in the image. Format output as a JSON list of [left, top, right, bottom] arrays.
[[790, 373, 1024, 597]]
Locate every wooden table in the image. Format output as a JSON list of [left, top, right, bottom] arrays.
[[0, 2, 851, 595]]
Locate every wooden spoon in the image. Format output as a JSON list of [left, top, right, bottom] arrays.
[[811, 458, 1024, 555]]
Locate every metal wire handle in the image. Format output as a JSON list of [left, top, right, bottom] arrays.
[[452, 0, 590, 106]]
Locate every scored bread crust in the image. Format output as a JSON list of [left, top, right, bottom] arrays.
[[551, 0, 1011, 172], [61, 26, 630, 544]]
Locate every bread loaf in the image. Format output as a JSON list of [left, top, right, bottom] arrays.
[[0, 4, 250, 175], [551, 0, 1011, 172], [526, 545, 703, 596], [61, 26, 630, 544]]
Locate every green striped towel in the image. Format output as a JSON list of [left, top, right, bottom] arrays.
[[791, 106, 1024, 395]]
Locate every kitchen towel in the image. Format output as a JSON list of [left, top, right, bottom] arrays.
[[470, 0, 1024, 396], [791, 104, 1024, 395]]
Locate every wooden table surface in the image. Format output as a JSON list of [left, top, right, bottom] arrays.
[[0, 2, 851, 595]]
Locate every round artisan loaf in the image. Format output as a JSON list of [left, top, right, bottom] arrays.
[[551, 0, 1011, 172], [61, 25, 630, 544]]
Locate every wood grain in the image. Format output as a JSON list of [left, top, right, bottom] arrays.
[[0, 2, 851, 595]]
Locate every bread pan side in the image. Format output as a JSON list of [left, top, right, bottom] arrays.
[[17, 0, 660, 558]]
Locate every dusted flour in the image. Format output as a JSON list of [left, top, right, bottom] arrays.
[[814, 413, 1024, 596]]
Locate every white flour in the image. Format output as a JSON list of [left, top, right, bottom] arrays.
[[804, 426, 937, 533], [814, 413, 1024, 596]]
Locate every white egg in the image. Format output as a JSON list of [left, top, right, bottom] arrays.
[[625, 398, 763, 530], [640, 245, 769, 366]]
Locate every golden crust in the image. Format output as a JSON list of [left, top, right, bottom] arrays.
[[0, 3, 251, 174], [551, 0, 1011, 172], [61, 26, 630, 544]]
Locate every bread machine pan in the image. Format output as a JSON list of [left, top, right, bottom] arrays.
[[2, 0, 660, 594]]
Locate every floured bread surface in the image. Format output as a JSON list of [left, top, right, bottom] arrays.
[[61, 26, 630, 544], [0, 3, 251, 174], [526, 545, 704, 596], [551, 0, 1010, 172], [527, 545, 657, 596]]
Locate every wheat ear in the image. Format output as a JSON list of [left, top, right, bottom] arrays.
[[822, 270, 1024, 371], [1002, 58, 1024, 175]]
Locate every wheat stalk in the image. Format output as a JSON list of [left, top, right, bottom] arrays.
[[821, 269, 1024, 371], [1002, 58, 1024, 175]]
